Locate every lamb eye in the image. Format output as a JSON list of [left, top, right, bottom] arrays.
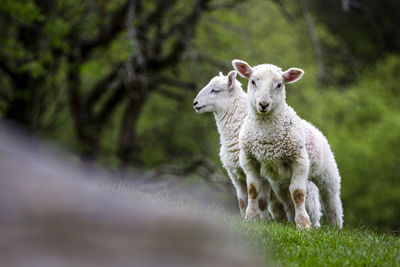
[[211, 88, 219, 94], [251, 80, 256, 86], [277, 83, 282, 88]]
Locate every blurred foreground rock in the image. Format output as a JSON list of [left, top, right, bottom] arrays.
[[0, 122, 262, 267]]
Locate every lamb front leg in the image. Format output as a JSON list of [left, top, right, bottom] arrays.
[[227, 168, 248, 217], [240, 150, 271, 220], [290, 151, 311, 228]]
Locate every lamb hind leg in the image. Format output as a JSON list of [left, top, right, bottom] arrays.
[[306, 181, 322, 227], [321, 190, 343, 227], [269, 180, 295, 222], [316, 179, 343, 227], [227, 168, 248, 217], [268, 190, 287, 222], [313, 162, 343, 228], [258, 178, 272, 219]]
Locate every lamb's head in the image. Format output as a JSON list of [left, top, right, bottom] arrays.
[[193, 71, 241, 113], [232, 59, 304, 115]]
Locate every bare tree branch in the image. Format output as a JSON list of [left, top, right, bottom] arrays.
[[155, 88, 186, 101], [85, 64, 123, 110], [154, 77, 196, 101], [271, 0, 295, 22], [341, 0, 350, 12], [0, 89, 10, 102], [156, 76, 197, 91], [185, 52, 227, 69], [66, 56, 82, 127], [162, 0, 210, 39], [0, 60, 18, 83], [340, 0, 366, 12], [143, 0, 178, 26], [150, 0, 213, 70], [127, 0, 151, 61], [80, 1, 130, 59], [94, 84, 125, 123], [208, 0, 244, 10], [299, 0, 326, 81]]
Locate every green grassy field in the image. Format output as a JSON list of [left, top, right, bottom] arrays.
[[114, 181, 400, 266], [240, 220, 400, 266]]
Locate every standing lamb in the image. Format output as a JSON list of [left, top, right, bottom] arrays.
[[193, 71, 284, 219], [193, 71, 321, 225], [233, 59, 343, 228]]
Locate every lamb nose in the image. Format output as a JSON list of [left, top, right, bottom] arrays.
[[193, 101, 198, 106], [259, 102, 269, 110]]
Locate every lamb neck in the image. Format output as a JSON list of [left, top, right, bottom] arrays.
[[213, 95, 247, 149]]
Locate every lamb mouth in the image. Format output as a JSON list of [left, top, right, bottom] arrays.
[[195, 105, 206, 111]]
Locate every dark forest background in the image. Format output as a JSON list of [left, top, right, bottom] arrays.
[[1, 0, 400, 230]]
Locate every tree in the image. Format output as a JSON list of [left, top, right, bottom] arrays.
[[0, 0, 244, 163]]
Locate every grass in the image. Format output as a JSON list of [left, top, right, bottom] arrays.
[[239, 220, 400, 266], [108, 182, 400, 266]]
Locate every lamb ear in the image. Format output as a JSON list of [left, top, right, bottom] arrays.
[[232, 59, 252, 78], [227, 70, 237, 90], [219, 72, 223, 77], [282, 68, 304, 84]]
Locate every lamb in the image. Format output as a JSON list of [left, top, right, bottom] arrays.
[[193, 71, 283, 219], [193, 71, 321, 226], [232, 59, 343, 228]]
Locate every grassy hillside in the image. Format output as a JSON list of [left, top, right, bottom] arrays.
[[132, 175, 400, 266], [241, 220, 400, 266], [139, 184, 400, 266]]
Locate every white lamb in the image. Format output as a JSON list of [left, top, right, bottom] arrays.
[[193, 71, 321, 225], [232, 59, 343, 228]]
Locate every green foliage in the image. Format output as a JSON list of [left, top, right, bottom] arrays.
[[0, 0, 43, 24], [137, 91, 220, 168], [241, 220, 400, 266], [311, 54, 400, 229], [309, 0, 400, 65], [44, 17, 71, 51]]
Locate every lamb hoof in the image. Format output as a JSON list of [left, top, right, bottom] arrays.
[[245, 208, 260, 221], [296, 214, 311, 229], [260, 211, 271, 221]]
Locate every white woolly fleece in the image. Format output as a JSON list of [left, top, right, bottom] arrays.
[[235, 60, 343, 228], [193, 72, 249, 216]]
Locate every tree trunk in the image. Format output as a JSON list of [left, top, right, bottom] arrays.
[[67, 58, 100, 161], [118, 94, 147, 165], [5, 74, 41, 130]]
